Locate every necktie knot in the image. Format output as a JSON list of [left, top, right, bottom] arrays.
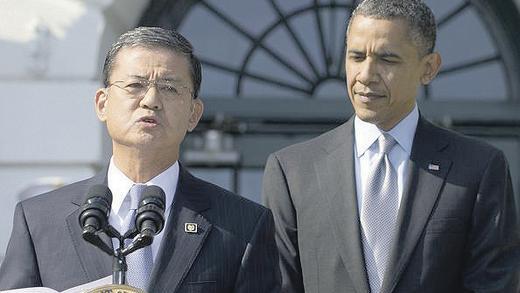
[[118, 184, 146, 228], [128, 184, 146, 210], [378, 133, 397, 155]]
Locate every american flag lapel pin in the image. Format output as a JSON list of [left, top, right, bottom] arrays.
[[428, 163, 440, 171]]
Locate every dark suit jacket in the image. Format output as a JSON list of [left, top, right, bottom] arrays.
[[262, 116, 520, 293], [0, 165, 281, 293]]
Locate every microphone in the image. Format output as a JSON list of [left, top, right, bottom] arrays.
[[79, 184, 112, 235], [135, 185, 166, 238], [79, 184, 114, 256], [121, 185, 166, 256]]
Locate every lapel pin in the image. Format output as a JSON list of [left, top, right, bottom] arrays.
[[185, 223, 198, 233], [428, 163, 440, 171]]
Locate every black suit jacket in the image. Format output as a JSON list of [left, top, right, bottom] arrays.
[[0, 165, 281, 293], [262, 116, 520, 293]]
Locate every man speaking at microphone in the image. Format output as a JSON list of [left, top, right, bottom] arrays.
[[0, 27, 280, 293]]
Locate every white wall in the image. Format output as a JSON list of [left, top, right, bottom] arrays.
[[0, 0, 149, 261]]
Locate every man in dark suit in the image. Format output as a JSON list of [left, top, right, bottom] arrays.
[[0, 27, 280, 293], [262, 0, 520, 292]]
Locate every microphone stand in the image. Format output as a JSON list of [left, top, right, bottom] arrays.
[[82, 224, 153, 286]]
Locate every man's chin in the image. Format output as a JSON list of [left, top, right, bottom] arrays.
[[355, 109, 380, 124], [115, 134, 161, 148]]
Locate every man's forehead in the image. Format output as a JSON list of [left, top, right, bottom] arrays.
[[348, 16, 410, 37], [346, 16, 415, 49], [113, 46, 189, 67], [110, 47, 190, 75]]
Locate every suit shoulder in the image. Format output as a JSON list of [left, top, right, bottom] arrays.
[[422, 120, 508, 179], [13, 176, 96, 237], [273, 121, 350, 161], [189, 175, 271, 239], [19, 177, 95, 220], [428, 121, 502, 157], [190, 174, 269, 216], [210, 179, 266, 212]]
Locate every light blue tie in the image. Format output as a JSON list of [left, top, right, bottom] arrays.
[[360, 134, 399, 293], [123, 184, 154, 290]]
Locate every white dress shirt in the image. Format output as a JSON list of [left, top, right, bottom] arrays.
[[354, 105, 419, 212], [107, 158, 178, 262]]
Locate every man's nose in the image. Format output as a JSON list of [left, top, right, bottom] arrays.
[[140, 84, 163, 110], [357, 59, 379, 84]]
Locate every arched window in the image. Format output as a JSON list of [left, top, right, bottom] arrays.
[[139, 0, 520, 201]]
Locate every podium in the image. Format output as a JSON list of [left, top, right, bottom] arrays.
[[86, 284, 146, 293], [0, 277, 147, 293]]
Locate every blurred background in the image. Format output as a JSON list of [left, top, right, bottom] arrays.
[[1, 0, 519, 262]]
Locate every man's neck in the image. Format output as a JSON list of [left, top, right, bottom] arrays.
[[112, 145, 179, 183]]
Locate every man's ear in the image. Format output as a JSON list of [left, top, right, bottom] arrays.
[[95, 88, 108, 122], [420, 52, 442, 85], [187, 98, 204, 132]]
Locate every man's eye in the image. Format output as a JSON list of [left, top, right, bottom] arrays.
[[349, 55, 365, 62], [383, 59, 395, 64], [381, 57, 399, 64], [159, 84, 178, 94], [126, 82, 146, 89]]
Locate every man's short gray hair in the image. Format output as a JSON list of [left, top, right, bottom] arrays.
[[347, 0, 436, 56], [102, 26, 202, 98]]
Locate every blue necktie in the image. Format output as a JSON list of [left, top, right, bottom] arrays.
[[122, 184, 153, 290]]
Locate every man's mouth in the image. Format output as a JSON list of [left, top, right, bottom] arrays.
[[356, 91, 385, 102], [138, 116, 159, 125]]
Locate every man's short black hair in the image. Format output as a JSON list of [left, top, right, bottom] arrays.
[[348, 0, 437, 56], [102, 26, 202, 98]]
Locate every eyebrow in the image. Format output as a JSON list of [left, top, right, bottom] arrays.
[[126, 74, 183, 82], [347, 49, 402, 60], [377, 51, 402, 60], [126, 74, 146, 80], [347, 49, 365, 56]]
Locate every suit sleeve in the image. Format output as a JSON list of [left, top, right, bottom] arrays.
[[0, 201, 42, 290], [262, 154, 305, 293], [233, 208, 281, 293], [463, 150, 520, 292]]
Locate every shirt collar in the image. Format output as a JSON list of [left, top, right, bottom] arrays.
[[107, 157, 179, 215], [354, 104, 419, 157]]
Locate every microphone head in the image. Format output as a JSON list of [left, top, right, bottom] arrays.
[[79, 184, 113, 232], [84, 184, 113, 203], [141, 185, 166, 209], [135, 185, 166, 236]]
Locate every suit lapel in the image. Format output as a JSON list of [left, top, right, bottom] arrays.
[[66, 170, 113, 282], [381, 117, 452, 293], [316, 119, 370, 293], [149, 166, 213, 293]]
